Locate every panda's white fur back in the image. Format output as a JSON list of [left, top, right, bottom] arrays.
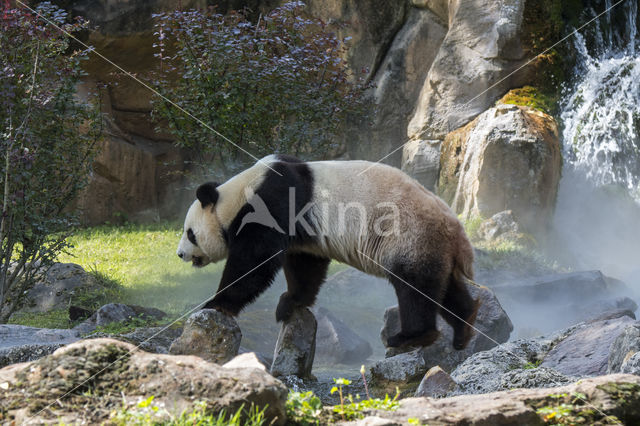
[[295, 160, 460, 276]]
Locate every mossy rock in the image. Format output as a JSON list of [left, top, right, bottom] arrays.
[[498, 86, 556, 115]]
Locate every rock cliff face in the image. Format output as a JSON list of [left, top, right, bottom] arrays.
[[64, 0, 558, 225]]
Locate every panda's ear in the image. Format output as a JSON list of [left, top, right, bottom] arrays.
[[196, 182, 219, 208]]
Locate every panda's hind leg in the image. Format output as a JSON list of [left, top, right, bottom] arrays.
[[276, 251, 330, 322], [440, 273, 480, 350], [386, 265, 445, 348]]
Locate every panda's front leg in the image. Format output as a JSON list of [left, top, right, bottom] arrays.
[[203, 246, 283, 316], [276, 252, 330, 322]]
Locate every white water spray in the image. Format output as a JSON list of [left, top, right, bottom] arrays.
[[552, 0, 640, 281], [560, 0, 640, 201]]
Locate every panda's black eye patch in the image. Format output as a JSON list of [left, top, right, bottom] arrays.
[[187, 228, 198, 246]]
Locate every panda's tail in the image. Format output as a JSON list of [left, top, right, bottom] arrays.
[[453, 228, 475, 282]]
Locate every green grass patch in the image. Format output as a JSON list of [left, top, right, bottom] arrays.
[[474, 239, 563, 275], [8, 309, 77, 329], [112, 397, 267, 426], [461, 214, 484, 243], [91, 314, 170, 335], [57, 222, 223, 314]]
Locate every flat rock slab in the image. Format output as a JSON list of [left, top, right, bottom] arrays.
[[351, 374, 640, 425], [542, 316, 636, 376], [0, 338, 288, 425], [0, 325, 80, 350], [0, 325, 81, 368], [491, 270, 618, 303]]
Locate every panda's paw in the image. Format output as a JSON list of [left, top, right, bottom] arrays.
[[275, 292, 296, 322]]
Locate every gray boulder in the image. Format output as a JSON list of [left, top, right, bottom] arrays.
[[116, 326, 183, 354], [450, 316, 640, 396], [239, 347, 273, 370], [449, 338, 563, 395], [541, 316, 636, 377], [169, 309, 242, 364], [490, 270, 638, 337], [370, 349, 426, 386], [0, 338, 288, 425], [94, 303, 166, 326], [372, 284, 511, 394], [608, 323, 640, 373], [492, 270, 628, 303], [439, 104, 561, 234], [72, 303, 168, 334], [22, 263, 98, 312], [477, 210, 521, 242], [270, 308, 316, 378], [498, 367, 574, 390], [380, 284, 512, 372], [313, 307, 372, 365], [414, 366, 457, 398]]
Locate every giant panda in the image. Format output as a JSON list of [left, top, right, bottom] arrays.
[[177, 155, 479, 350]]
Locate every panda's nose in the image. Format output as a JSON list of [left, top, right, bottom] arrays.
[[177, 251, 184, 259]]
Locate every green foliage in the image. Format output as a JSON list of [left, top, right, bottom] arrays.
[[523, 360, 542, 370], [499, 86, 556, 115], [333, 392, 400, 421], [529, 389, 629, 425], [519, 0, 588, 117], [286, 391, 323, 425], [74, 268, 125, 310], [473, 239, 564, 276], [151, 1, 371, 177], [112, 397, 267, 426], [461, 215, 484, 243], [330, 377, 399, 421], [0, 2, 100, 322], [536, 403, 576, 423]]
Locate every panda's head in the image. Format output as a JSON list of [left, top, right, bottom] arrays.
[[177, 182, 228, 267]]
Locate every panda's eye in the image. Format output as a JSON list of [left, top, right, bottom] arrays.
[[187, 228, 198, 246]]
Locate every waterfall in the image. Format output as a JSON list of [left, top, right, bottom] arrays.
[[551, 0, 640, 280], [560, 0, 640, 201]]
